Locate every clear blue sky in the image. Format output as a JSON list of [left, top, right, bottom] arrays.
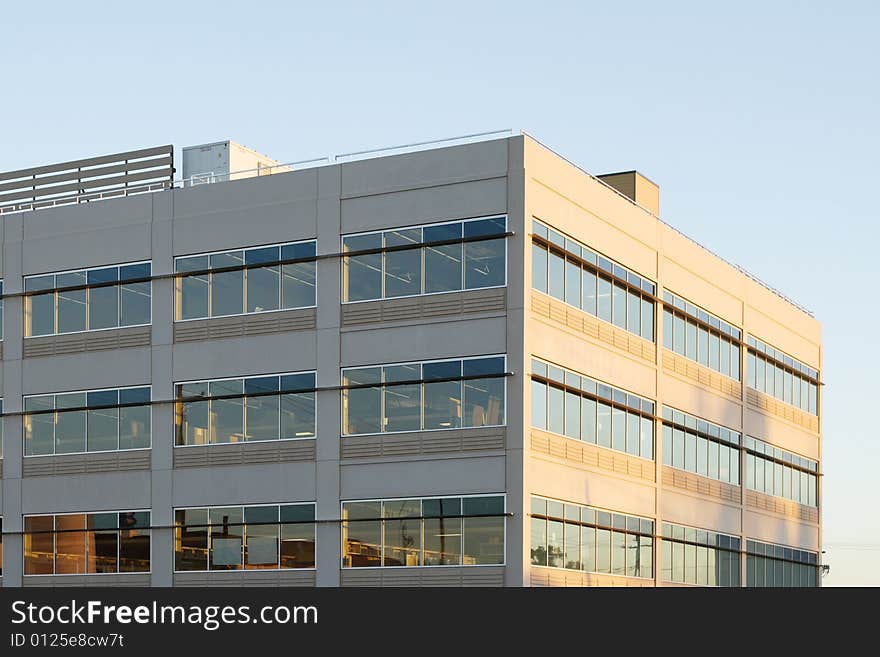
[[2, 1, 877, 585]]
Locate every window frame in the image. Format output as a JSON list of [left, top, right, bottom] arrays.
[[22, 385, 152, 457], [341, 354, 508, 437], [341, 493, 507, 569], [22, 509, 152, 576], [23, 261, 153, 338], [173, 370, 318, 448], [172, 502, 317, 573], [173, 239, 318, 322], [341, 215, 509, 304]]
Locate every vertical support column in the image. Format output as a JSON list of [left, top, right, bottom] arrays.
[[314, 164, 342, 587], [149, 191, 175, 586], [1, 213, 26, 586], [653, 250, 663, 587], [506, 136, 527, 587]]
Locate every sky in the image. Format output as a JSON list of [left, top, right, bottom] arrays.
[[1, 1, 878, 585]]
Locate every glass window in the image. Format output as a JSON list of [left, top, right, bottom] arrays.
[[119, 388, 151, 450], [246, 247, 280, 313], [547, 520, 564, 568], [281, 243, 317, 309], [424, 498, 462, 566], [597, 276, 612, 322], [209, 507, 243, 570], [280, 504, 316, 569], [583, 269, 597, 316], [177, 256, 209, 320], [176, 509, 208, 571], [87, 390, 118, 452], [464, 218, 506, 290], [581, 397, 597, 444], [210, 252, 244, 317], [463, 359, 505, 428], [120, 264, 151, 326], [384, 228, 422, 298], [462, 496, 505, 565], [24, 516, 55, 575], [118, 511, 151, 572], [343, 234, 382, 302], [87, 268, 118, 330], [547, 385, 564, 435], [548, 250, 565, 300], [641, 298, 654, 341], [26, 275, 56, 336], [565, 390, 580, 440], [426, 223, 464, 293], [673, 314, 685, 353], [56, 393, 87, 454], [383, 499, 421, 566], [709, 332, 720, 370], [565, 259, 581, 307], [611, 406, 625, 452], [57, 271, 87, 333], [383, 364, 422, 432], [88, 513, 119, 573], [55, 514, 86, 574], [612, 282, 626, 329], [343, 367, 382, 435], [425, 361, 463, 430], [530, 379, 547, 430], [685, 320, 697, 360], [24, 395, 55, 456], [244, 377, 280, 441]]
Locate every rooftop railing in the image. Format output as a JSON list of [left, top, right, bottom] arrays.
[[0, 128, 812, 317]]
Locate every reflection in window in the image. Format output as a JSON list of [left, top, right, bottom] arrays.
[[174, 504, 315, 571], [25, 263, 151, 337], [175, 241, 316, 320], [744, 436, 818, 507], [342, 216, 507, 302], [175, 373, 315, 446], [661, 407, 740, 485], [343, 356, 506, 436], [342, 495, 505, 568], [531, 221, 655, 341], [746, 336, 818, 415], [745, 540, 818, 587], [530, 358, 654, 460], [530, 496, 653, 579], [662, 291, 740, 380], [660, 523, 740, 587], [24, 511, 150, 575], [23, 387, 151, 456]]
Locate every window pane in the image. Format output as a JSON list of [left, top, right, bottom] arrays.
[[383, 499, 421, 566], [88, 513, 119, 573], [281, 504, 316, 568], [118, 279, 151, 326], [281, 391, 315, 439], [58, 273, 87, 333], [27, 292, 56, 336], [24, 396, 55, 456], [463, 363, 505, 428], [343, 234, 382, 301], [581, 268, 597, 316], [663, 308, 673, 350], [56, 402, 87, 454], [24, 516, 55, 574], [581, 526, 596, 573], [245, 386, 279, 441], [581, 397, 597, 443], [612, 406, 625, 452], [672, 427, 685, 469], [343, 502, 382, 567], [425, 224, 463, 293], [640, 536, 653, 579], [596, 528, 611, 573], [597, 276, 612, 322], [210, 380, 244, 444], [685, 431, 696, 472], [247, 265, 280, 313], [210, 252, 244, 317], [119, 399, 150, 450], [611, 531, 626, 575], [547, 385, 564, 435], [423, 362, 462, 430], [548, 250, 564, 300], [640, 416, 653, 459], [55, 514, 86, 574], [565, 259, 581, 307], [641, 298, 654, 341], [464, 220, 505, 289], [210, 507, 243, 570], [565, 522, 580, 570], [178, 390, 209, 446], [612, 282, 626, 329], [383, 364, 422, 432], [88, 283, 118, 330], [530, 517, 547, 566], [686, 320, 697, 360], [565, 390, 580, 439], [673, 315, 685, 353], [243, 506, 278, 569], [530, 379, 547, 430], [424, 498, 462, 566], [343, 367, 382, 435], [175, 509, 208, 571], [384, 229, 422, 298], [597, 402, 611, 448], [627, 290, 640, 334], [118, 512, 150, 572], [531, 243, 548, 293], [87, 400, 118, 452], [463, 511, 505, 565], [179, 270, 209, 321]]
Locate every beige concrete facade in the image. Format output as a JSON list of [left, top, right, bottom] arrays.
[[520, 135, 821, 586]]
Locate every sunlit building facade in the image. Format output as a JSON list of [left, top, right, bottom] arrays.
[[0, 133, 822, 586]]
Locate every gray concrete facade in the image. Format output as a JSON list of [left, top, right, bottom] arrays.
[[0, 136, 524, 587]]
